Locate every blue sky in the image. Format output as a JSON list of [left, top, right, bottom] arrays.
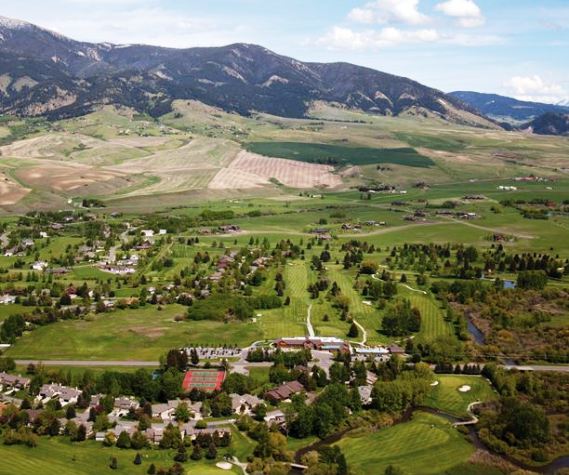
[[2, 0, 568, 103]]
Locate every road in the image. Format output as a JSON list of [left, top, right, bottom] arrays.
[[501, 364, 569, 373], [15, 359, 569, 374], [350, 319, 367, 346], [306, 304, 315, 337], [15, 360, 159, 367]]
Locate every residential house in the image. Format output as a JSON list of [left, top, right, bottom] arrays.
[[0, 372, 31, 390], [31, 261, 48, 271], [264, 381, 304, 403], [151, 402, 178, 421], [357, 386, 373, 406], [264, 410, 286, 426], [0, 294, 16, 305], [230, 394, 263, 415], [38, 384, 82, 406], [113, 397, 140, 415]]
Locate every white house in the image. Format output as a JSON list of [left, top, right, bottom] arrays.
[[0, 294, 16, 305], [31, 261, 48, 271], [230, 394, 263, 415], [38, 384, 82, 406]]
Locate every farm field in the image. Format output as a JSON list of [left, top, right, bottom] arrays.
[[0, 101, 567, 212], [424, 375, 498, 418], [336, 412, 477, 475], [246, 141, 435, 168]]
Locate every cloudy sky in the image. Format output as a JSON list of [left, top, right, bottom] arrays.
[[2, 0, 568, 103]]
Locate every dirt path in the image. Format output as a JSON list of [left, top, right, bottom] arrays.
[[343, 221, 450, 238], [448, 218, 535, 240]]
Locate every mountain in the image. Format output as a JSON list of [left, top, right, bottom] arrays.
[[0, 15, 491, 125], [450, 91, 569, 123], [524, 112, 569, 136]]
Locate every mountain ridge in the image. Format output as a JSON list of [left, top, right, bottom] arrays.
[[0, 15, 492, 126], [450, 90, 569, 123]]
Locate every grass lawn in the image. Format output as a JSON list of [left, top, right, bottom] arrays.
[[6, 304, 262, 361], [423, 375, 497, 418], [0, 437, 240, 475], [327, 266, 388, 345], [247, 366, 271, 386], [404, 290, 454, 342], [258, 261, 309, 339], [335, 412, 475, 475], [0, 303, 29, 323]]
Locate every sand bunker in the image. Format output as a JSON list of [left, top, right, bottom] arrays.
[[216, 462, 232, 470], [458, 385, 472, 393]]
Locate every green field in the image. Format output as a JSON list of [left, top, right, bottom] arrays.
[[336, 412, 476, 475], [6, 305, 262, 361], [0, 438, 240, 475], [259, 261, 309, 339], [246, 142, 435, 168], [424, 375, 498, 418]]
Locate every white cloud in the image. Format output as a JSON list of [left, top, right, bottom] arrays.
[[435, 0, 484, 28], [504, 75, 568, 104], [348, 0, 429, 26], [316, 26, 439, 50], [316, 26, 500, 51]]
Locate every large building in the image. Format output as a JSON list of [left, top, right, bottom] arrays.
[[274, 337, 349, 353]]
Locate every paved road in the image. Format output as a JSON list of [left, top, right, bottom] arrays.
[[15, 360, 159, 367], [401, 284, 427, 295], [15, 359, 569, 374], [502, 364, 569, 373], [351, 319, 367, 346], [306, 304, 315, 338]]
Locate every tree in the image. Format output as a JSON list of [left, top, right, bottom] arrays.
[[385, 465, 405, 475], [206, 442, 218, 460], [190, 444, 203, 460], [360, 260, 378, 275], [190, 348, 200, 366], [174, 402, 190, 423], [103, 432, 116, 447], [347, 322, 359, 338], [131, 431, 149, 450], [65, 405, 76, 419], [75, 424, 87, 442], [133, 453, 142, 465], [501, 398, 549, 445], [109, 457, 118, 470], [116, 431, 132, 449], [147, 464, 156, 475], [174, 443, 188, 463], [159, 423, 182, 449]]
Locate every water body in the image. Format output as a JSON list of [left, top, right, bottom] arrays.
[[467, 319, 486, 345]]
